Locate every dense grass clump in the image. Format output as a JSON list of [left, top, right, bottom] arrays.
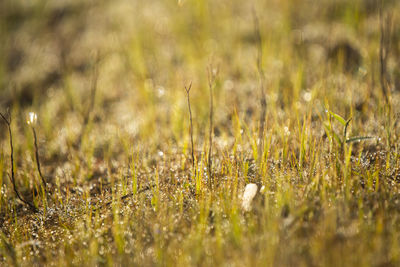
[[1, 0, 400, 266]]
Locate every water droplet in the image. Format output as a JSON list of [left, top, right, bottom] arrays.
[[156, 86, 165, 97], [27, 112, 37, 125], [303, 92, 312, 102]]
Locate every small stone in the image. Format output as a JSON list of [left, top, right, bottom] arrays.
[[241, 183, 258, 212]]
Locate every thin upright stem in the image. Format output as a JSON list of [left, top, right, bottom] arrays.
[[77, 55, 100, 146], [379, 3, 389, 104], [32, 126, 47, 192], [207, 67, 216, 189], [253, 8, 267, 162], [0, 112, 37, 211], [185, 82, 196, 176]]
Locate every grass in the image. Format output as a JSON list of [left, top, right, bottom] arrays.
[[1, 0, 400, 266]]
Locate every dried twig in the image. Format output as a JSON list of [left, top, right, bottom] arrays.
[[77, 55, 101, 146], [31, 125, 47, 192], [93, 185, 153, 212], [0, 111, 37, 211], [185, 82, 196, 176], [379, 1, 394, 149], [27, 112, 48, 192]]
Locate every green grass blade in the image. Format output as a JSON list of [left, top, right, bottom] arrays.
[[329, 111, 346, 126]]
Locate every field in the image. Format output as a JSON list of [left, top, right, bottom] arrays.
[[1, 0, 400, 266]]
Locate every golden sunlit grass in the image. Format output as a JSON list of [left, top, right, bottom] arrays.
[[1, 0, 400, 266]]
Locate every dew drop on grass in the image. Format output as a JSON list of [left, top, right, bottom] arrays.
[[284, 126, 290, 136], [156, 86, 165, 97], [27, 112, 38, 125], [303, 91, 312, 102]]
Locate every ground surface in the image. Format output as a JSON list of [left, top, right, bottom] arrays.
[[1, 0, 400, 266]]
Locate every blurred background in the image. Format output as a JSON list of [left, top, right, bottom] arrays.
[[0, 0, 399, 150]]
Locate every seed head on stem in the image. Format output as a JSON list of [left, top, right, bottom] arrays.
[[27, 112, 48, 193]]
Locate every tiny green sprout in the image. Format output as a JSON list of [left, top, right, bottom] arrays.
[[324, 110, 375, 150]]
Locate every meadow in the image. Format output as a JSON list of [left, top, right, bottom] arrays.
[[1, 0, 400, 266]]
